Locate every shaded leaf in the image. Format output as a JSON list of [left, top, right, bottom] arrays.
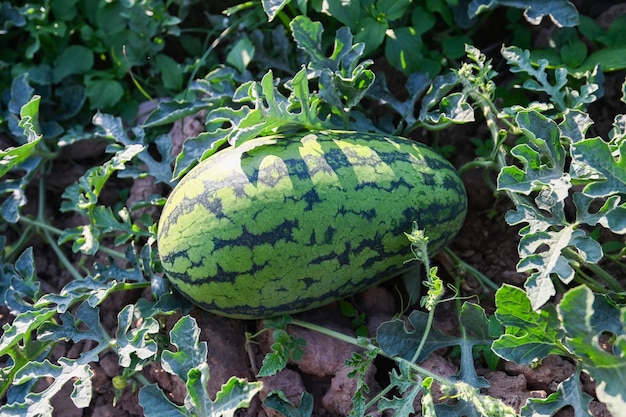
[[468, 0, 578, 27], [264, 391, 314, 417], [377, 361, 421, 417], [139, 384, 187, 417], [377, 302, 493, 388], [93, 113, 173, 184], [521, 367, 593, 417]]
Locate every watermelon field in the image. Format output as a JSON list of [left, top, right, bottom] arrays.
[[1, 1, 625, 416]]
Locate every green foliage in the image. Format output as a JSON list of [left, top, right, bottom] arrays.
[[1, 0, 625, 416], [264, 391, 314, 417], [0, 0, 196, 138], [139, 315, 262, 416], [468, 0, 578, 27], [257, 317, 306, 377], [529, 12, 626, 74], [493, 285, 626, 416], [377, 302, 496, 389]]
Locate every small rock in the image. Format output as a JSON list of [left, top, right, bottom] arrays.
[[505, 355, 576, 391], [483, 371, 529, 412], [366, 313, 394, 337], [289, 322, 356, 378], [322, 362, 380, 416], [356, 286, 396, 317], [260, 368, 307, 417], [196, 311, 253, 398]]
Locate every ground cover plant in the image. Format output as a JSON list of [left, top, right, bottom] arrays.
[[1, 0, 625, 416]]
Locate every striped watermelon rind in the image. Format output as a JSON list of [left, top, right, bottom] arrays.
[[157, 130, 467, 318]]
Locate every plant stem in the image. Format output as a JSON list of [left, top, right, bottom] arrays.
[[34, 179, 83, 280], [410, 254, 434, 364], [457, 159, 497, 176], [289, 319, 453, 386], [20, 215, 128, 261], [444, 248, 500, 291], [41, 227, 83, 280], [564, 247, 623, 292]]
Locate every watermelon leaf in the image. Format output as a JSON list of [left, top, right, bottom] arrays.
[[496, 109, 622, 309], [0, 245, 39, 314], [258, 328, 306, 377], [58, 143, 144, 255], [37, 301, 108, 346], [367, 71, 431, 127], [264, 391, 314, 417], [571, 137, 626, 197], [2, 355, 96, 416], [377, 361, 421, 417], [139, 384, 188, 417], [493, 285, 626, 416], [520, 368, 594, 416], [419, 72, 474, 126], [467, 0, 579, 27], [501, 46, 603, 111], [261, 0, 291, 22], [498, 110, 570, 199], [142, 315, 262, 416], [160, 314, 207, 377], [557, 286, 626, 416], [432, 381, 518, 417], [0, 95, 45, 223], [115, 304, 159, 369], [377, 302, 495, 389], [492, 285, 568, 363], [93, 113, 173, 184]]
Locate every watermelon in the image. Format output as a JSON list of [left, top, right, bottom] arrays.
[[157, 131, 467, 319]]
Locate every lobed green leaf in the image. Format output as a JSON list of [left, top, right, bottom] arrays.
[[521, 367, 593, 417], [264, 391, 314, 417], [558, 286, 626, 415], [492, 285, 568, 363], [468, 0, 578, 27], [377, 302, 494, 388]]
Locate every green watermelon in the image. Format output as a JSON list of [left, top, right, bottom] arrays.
[[157, 131, 467, 319]]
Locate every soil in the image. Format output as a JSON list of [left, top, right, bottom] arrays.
[[2, 2, 625, 416]]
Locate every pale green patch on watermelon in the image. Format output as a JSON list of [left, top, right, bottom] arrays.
[[157, 131, 467, 319]]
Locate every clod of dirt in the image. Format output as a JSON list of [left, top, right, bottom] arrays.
[[149, 361, 188, 404], [355, 286, 397, 317], [322, 363, 379, 416], [126, 175, 162, 221], [420, 352, 459, 395], [259, 368, 307, 417], [366, 313, 395, 338], [504, 355, 576, 391], [288, 320, 357, 378], [99, 352, 122, 378], [483, 371, 530, 411], [50, 381, 82, 417], [168, 110, 208, 157], [194, 311, 254, 397]]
